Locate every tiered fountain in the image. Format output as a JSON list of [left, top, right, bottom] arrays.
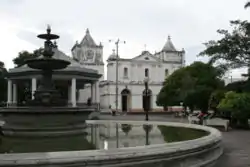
[[27, 25, 70, 106], [0, 26, 94, 152]]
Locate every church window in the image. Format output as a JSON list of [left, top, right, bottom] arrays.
[[124, 67, 128, 78], [145, 57, 149, 60], [145, 68, 149, 77], [165, 69, 169, 76]]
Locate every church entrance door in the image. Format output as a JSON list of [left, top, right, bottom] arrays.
[[121, 89, 131, 113]]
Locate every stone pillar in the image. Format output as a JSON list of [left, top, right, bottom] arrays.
[[71, 78, 76, 107], [7, 80, 12, 106], [31, 78, 37, 100], [91, 83, 95, 102], [13, 83, 17, 105], [95, 81, 100, 110], [68, 85, 72, 105], [95, 81, 100, 103]]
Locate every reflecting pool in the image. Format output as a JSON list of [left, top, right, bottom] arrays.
[[0, 121, 209, 153]]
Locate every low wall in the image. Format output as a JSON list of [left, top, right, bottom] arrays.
[[0, 120, 223, 167]]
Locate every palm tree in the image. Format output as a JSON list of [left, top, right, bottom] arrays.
[[244, 1, 250, 9]]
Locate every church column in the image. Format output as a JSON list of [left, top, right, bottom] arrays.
[[71, 78, 76, 107], [31, 78, 37, 100], [7, 80, 12, 106], [91, 83, 95, 102], [95, 81, 100, 109], [13, 83, 17, 105], [68, 85, 72, 105]]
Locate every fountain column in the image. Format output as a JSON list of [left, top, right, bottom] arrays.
[[7, 80, 12, 106], [31, 78, 37, 100], [71, 78, 76, 107], [12, 83, 17, 105]]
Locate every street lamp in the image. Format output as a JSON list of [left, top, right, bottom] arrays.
[[109, 39, 126, 116], [143, 76, 150, 121]]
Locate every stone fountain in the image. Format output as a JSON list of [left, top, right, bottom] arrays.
[[0, 26, 96, 153], [26, 25, 70, 106]]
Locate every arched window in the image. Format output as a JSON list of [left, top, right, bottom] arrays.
[[124, 67, 128, 78], [165, 69, 169, 77], [145, 68, 149, 77]]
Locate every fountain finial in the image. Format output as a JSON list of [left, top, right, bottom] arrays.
[[47, 24, 51, 34]]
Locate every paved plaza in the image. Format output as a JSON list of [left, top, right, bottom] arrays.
[[100, 114, 250, 167]]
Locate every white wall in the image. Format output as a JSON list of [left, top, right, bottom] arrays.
[[81, 64, 105, 81], [100, 83, 163, 111], [107, 59, 182, 83]]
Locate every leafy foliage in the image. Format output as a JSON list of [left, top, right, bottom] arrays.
[[218, 91, 250, 128], [209, 90, 226, 110], [199, 20, 250, 70], [13, 48, 44, 67], [245, 1, 250, 9], [225, 80, 247, 92], [156, 62, 224, 112]]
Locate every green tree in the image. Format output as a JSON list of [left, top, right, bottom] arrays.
[[245, 1, 250, 8], [225, 80, 248, 92], [157, 62, 224, 112], [218, 91, 250, 128], [199, 20, 250, 71], [13, 48, 44, 67], [209, 89, 226, 111]]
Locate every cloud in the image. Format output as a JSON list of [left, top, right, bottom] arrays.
[[0, 0, 249, 75], [185, 45, 208, 65]]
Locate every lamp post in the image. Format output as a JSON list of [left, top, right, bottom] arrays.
[[143, 76, 150, 121], [109, 39, 126, 115], [109, 39, 125, 149]]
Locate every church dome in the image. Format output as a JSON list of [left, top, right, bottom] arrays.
[[108, 49, 119, 60], [162, 35, 177, 52]]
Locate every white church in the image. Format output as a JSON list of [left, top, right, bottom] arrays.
[[71, 29, 185, 112]]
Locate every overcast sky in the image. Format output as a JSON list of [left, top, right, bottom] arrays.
[[0, 0, 249, 78]]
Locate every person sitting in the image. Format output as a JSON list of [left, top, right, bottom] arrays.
[[109, 105, 116, 116], [197, 111, 207, 125]]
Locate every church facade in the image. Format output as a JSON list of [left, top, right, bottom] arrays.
[[72, 29, 185, 112]]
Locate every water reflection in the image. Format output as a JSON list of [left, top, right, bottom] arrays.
[[86, 123, 165, 150], [86, 123, 208, 150], [0, 122, 208, 153]]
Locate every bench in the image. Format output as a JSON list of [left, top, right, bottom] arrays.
[[203, 118, 229, 131], [188, 115, 200, 124]]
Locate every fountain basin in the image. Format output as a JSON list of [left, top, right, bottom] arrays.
[[0, 107, 96, 137], [26, 58, 70, 70], [0, 120, 223, 167]]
